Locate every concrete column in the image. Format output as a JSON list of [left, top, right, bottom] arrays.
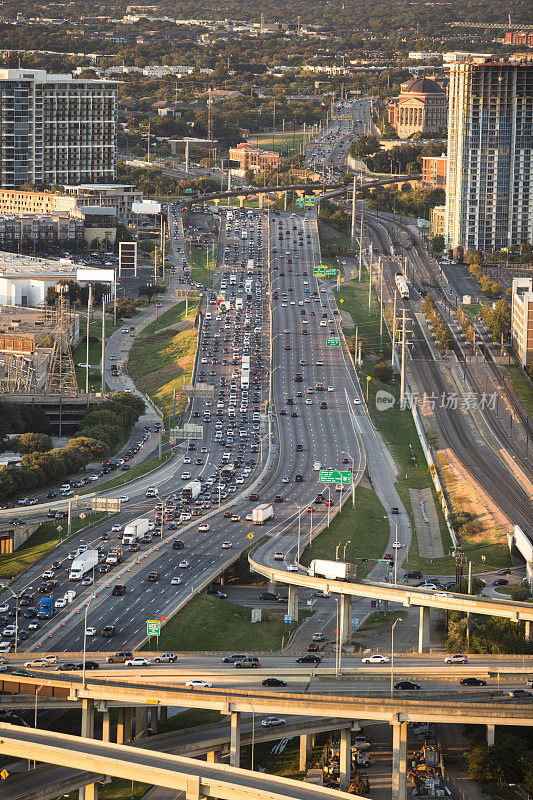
[[392, 721, 408, 800], [206, 750, 220, 763], [135, 707, 147, 739], [230, 711, 241, 768], [339, 727, 352, 792], [81, 699, 94, 739], [116, 708, 125, 744], [267, 580, 277, 593], [288, 585, 299, 622], [124, 707, 133, 742], [150, 706, 158, 734], [525, 620, 531, 642], [299, 734, 312, 772], [159, 706, 168, 726], [339, 594, 352, 644], [418, 605, 431, 653], [81, 783, 98, 800], [101, 710, 111, 743], [487, 724, 495, 746]]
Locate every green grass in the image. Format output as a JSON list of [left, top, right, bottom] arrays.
[[80, 452, 171, 493], [60, 779, 151, 800], [461, 302, 483, 319], [358, 609, 408, 630], [507, 364, 533, 416], [189, 244, 213, 286], [0, 514, 108, 579], [299, 485, 389, 580], [128, 300, 199, 416], [140, 594, 304, 652], [159, 708, 222, 734], [334, 275, 388, 355], [249, 131, 308, 154]]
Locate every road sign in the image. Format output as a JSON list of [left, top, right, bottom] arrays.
[[304, 196, 316, 206], [352, 618, 360, 629], [1, 769, 9, 780], [295, 197, 305, 208], [147, 620, 161, 636], [326, 337, 340, 347], [313, 266, 326, 276], [284, 614, 293, 624], [325, 269, 337, 277], [319, 469, 352, 484], [79, 513, 86, 520], [247, 532, 254, 540], [56, 525, 63, 532]]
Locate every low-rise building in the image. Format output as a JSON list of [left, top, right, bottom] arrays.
[[229, 143, 280, 176], [387, 77, 448, 139], [0, 185, 142, 226], [511, 278, 533, 368], [421, 154, 447, 190], [0, 213, 85, 250], [430, 205, 446, 238]]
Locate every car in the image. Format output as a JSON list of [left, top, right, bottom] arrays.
[[179, 560, 190, 568], [106, 651, 133, 664], [56, 663, 77, 672], [273, 551, 284, 561], [460, 677, 487, 686], [154, 652, 177, 663], [124, 657, 152, 667], [394, 681, 421, 690], [362, 654, 390, 664], [222, 653, 247, 664], [287, 564, 298, 572], [391, 507, 399, 514], [261, 716, 286, 727], [24, 656, 58, 668], [508, 689, 533, 698], [111, 524, 122, 532], [296, 655, 321, 664], [492, 578, 509, 586], [186, 679, 213, 688], [404, 571, 423, 579], [435, 592, 453, 599], [262, 677, 287, 687], [181, 472, 191, 480], [54, 598, 67, 609], [85, 627, 97, 636], [101, 625, 116, 638], [445, 654, 468, 664], [79, 661, 99, 670], [170, 577, 182, 585], [221, 541, 233, 549], [147, 572, 159, 582]]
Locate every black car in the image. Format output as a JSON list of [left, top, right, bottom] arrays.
[[296, 655, 321, 664], [460, 677, 487, 686], [492, 578, 508, 586], [77, 661, 99, 670], [262, 677, 287, 687], [394, 681, 421, 690], [259, 592, 278, 601], [57, 663, 77, 671], [102, 626, 116, 638]]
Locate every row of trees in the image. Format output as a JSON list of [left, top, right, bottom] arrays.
[[421, 294, 453, 351], [0, 393, 145, 502], [0, 403, 49, 451]]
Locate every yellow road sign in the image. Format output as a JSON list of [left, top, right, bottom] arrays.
[[247, 532, 254, 540], [1, 769, 9, 779]]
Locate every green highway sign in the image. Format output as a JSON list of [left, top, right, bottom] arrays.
[[147, 619, 161, 636], [295, 197, 305, 207], [304, 196, 316, 206], [326, 337, 340, 347], [313, 267, 326, 276], [319, 470, 352, 484], [325, 269, 337, 277]]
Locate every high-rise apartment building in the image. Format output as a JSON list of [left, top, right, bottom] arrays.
[[511, 278, 533, 368], [444, 56, 533, 255], [0, 69, 118, 189]]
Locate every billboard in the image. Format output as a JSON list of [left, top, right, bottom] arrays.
[[76, 268, 115, 284], [132, 201, 161, 215]]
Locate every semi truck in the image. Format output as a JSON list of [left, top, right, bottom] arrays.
[[182, 480, 201, 502], [37, 596, 54, 619], [69, 550, 98, 581], [252, 503, 274, 525], [122, 518, 150, 546], [307, 559, 356, 581]]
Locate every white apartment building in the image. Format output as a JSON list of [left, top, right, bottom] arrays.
[[444, 55, 533, 255], [511, 278, 533, 368], [0, 69, 118, 189]]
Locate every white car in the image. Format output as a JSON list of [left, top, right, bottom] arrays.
[[353, 398, 361, 405], [198, 524, 210, 532], [444, 654, 468, 664], [361, 654, 390, 664], [181, 472, 191, 480], [0, 604, 8, 613], [183, 456, 191, 464], [111, 524, 122, 532], [392, 542, 402, 548], [287, 564, 299, 572], [435, 592, 453, 599], [54, 598, 67, 609], [119, 496, 129, 503], [85, 627, 97, 636], [24, 656, 58, 667], [124, 657, 151, 667], [171, 577, 182, 585], [42, 570, 54, 579], [328, 386, 335, 392], [261, 716, 286, 727], [179, 560, 190, 568], [222, 541, 233, 549], [186, 679, 213, 688], [305, 398, 313, 405], [281, 477, 289, 484]]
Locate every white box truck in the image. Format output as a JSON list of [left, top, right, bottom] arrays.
[[235, 297, 244, 311], [122, 518, 150, 546], [307, 559, 356, 581], [182, 480, 201, 502], [252, 504, 274, 525], [69, 550, 98, 581]]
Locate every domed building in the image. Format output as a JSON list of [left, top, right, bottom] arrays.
[[388, 77, 448, 139]]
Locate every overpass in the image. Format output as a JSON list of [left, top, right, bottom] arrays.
[[0, 722, 366, 800]]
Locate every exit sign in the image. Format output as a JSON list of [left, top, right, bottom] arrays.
[[147, 620, 161, 636], [319, 470, 352, 484], [326, 337, 340, 347]]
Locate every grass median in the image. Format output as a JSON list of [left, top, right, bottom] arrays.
[[80, 452, 171, 494], [299, 485, 389, 580], [0, 514, 108, 580], [140, 594, 304, 652], [128, 299, 198, 417]]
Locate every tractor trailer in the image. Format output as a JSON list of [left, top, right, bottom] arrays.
[[307, 559, 356, 581], [122, 518, 150, 545], [252, 504, 274, 525], [69, 550, 98, 581]]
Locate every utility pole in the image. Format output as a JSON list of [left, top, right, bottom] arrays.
[[368, 258, 372, 316], [354, 326, 358, 367], [391, 292, 397, 368], [207, 88, 213, 169], [379, 258, 383, 351], [350, 176, 357, 250], [85, 283, 92, 394], [101, 294, 105, 394], [358, 212, 363, 281]]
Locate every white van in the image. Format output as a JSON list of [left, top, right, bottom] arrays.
[[313, 461, 321, 471]]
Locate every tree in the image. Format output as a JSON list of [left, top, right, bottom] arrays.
[[430, 234, 445, 255], [481, 299, 510, 342], [466, 250, 483, 266], [11, 432, 53, 454], [375, 362, 393, 382], [139, 283, 165, 301], [466, 737, 525, 785], [349, 135, 380, 158]]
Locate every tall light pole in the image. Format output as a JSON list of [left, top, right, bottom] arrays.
[[296, 505, 303, 561], [5, 587, 24, 655], [335, 542, 341, 561], [343, 540, 351, 561], [393, 522, 399, 585], [245, 698, 255, 771], [390, 618, 401, 698], [82, 594, 96, 689], [342, 451, 356, 507]]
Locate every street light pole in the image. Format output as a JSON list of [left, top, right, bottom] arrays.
[[82, 595, 95, 690], [390, 618, 401, 698], [393, 522, 399, 585], [343, 540, 351, 561], [335, 542, 341, 561]]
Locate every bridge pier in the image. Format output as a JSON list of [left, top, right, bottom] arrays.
[[79, 701, 96, 800], [102, 710, 111, 742], [487, 724, 495, 746], [150, 706, 158, 734], [159, 706, 168, 726], [418, 606, 430, 653], [299, 733, 312, 771], [525, 620, 531, 642], [267, 580, 277, 593], [339, 594, 352, 644], [339, 727, 352, 791], [392, 720, 408, 800], [207, 750, 220, 763], [230, 711, 241, 767], [288, 586, 299, 621], [124, 707, 133, 741], [135, 707, 147, 739]]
